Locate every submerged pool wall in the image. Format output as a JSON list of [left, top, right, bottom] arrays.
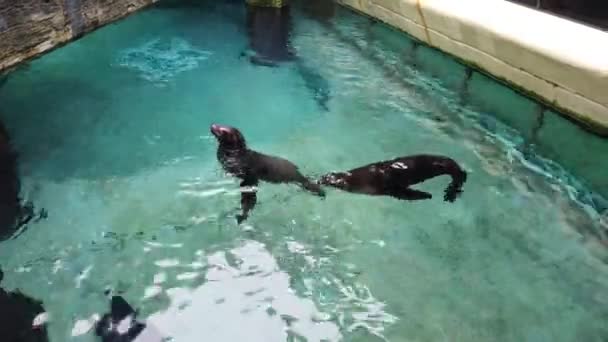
[[337, 0, 608, 200], [0, 0, 158, 72]]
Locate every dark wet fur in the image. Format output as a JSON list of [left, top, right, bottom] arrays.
[[211, 124, 324, 223], [0, 268, 49, 342], [95, 296, 148, 342], [319, 155, 467, 203]]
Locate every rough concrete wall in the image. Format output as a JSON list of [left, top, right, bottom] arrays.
[[0, 0, 157, 72]]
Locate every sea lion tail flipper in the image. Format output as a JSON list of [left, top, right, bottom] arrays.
[[391, 188, 432, 201], [317, 172, 345, 190], [110, 296, 136, 320], [238, 178, 259, 224], [298, 177, 326, 197], [444, 166, 467, 203]]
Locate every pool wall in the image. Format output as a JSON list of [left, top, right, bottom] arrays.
[[337, 0, 608, 200], [334, 2, 608, 200], [337, 0, 608, 135], [0, 0, 158, 73]]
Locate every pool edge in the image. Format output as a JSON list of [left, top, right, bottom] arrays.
[[336, 0, 608, 137]]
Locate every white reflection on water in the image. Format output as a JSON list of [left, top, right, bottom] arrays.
[[147, 240, 343, 341]]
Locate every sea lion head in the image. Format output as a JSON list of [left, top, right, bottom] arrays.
[[210, 124, 247, 150]]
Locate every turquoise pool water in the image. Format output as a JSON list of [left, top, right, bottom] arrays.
[[1, 1, 608, 341]]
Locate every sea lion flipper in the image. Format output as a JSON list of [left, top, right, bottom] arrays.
[[238, 178, 259, 224], [237, 191, 256, 224], [390, 188, 432, 201], [298, 177, 325, 197], [444, 167, 467, 203]]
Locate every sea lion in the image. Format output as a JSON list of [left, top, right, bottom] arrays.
[[210, 124, 325, 223], [95, 295, 164, 342], [319, 155, 467, 202]]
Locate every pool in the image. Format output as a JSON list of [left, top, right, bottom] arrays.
[[1, 0, 608, 341]]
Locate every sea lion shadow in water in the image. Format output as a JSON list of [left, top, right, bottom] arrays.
[[210, 124, 325, 224], [242, 4, 331, 111], [319, 155, 468, 203]]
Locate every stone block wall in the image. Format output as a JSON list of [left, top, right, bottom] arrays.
[[0, 0, 157, 72]]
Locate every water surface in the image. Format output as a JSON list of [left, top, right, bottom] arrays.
[[1, 1, 607, 341]]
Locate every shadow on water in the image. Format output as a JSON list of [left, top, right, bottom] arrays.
[[243, 2, 332, 111], [0, 120, 45, 241], [0, 268, 49, 342]]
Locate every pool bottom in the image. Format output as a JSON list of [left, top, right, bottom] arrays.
[[2, 112, 607, 341], [0, 1, 607, 341]]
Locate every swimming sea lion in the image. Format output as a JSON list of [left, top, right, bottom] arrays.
[[319, 154, 467, 202], [210, 124, 325, 223], [95, 295, 164, 342]]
